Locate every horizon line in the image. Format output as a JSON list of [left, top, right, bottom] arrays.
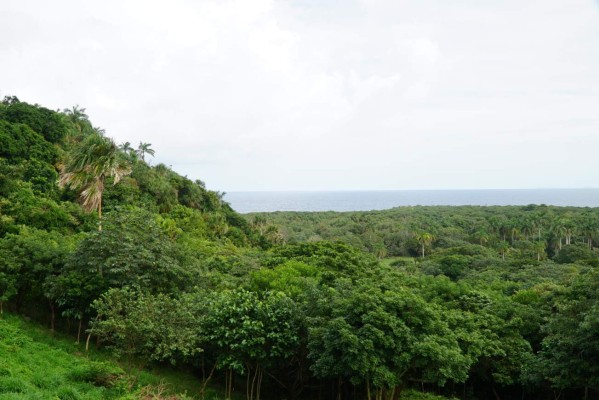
[[224, 187, 599, 193]]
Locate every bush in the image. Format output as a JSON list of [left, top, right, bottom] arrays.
[[554, 244, 596, 264], [69, 361, 124, 388], [55, 385, 82, 400]]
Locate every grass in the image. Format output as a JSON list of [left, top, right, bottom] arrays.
[[0, 314, 227, 399], [381, 256, 417, 268]]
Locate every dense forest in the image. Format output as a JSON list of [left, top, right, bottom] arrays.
[[1, 96, 598, 400]]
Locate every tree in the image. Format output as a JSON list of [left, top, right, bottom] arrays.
[[308, 282, 472, 400], [119, 141, 136, 159], [201, 289, 301, 400], [136, 142, 155, 161], [64, 207, 189, 294], [58, 133, 131, 230], [537, 270, 599, 395], [496, 240, 511, 261], [91, 288, 201, 374], [415, 232, 435, 258], [0, 98, 67, 143], [0, 227, 75, 328]]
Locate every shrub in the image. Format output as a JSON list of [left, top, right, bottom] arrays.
[[69, 361, 124, 388]]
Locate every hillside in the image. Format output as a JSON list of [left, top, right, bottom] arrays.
[[0, 314, 219, 399]]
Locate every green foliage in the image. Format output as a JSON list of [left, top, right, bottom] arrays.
[[553, 243, 596, 264], [0, 315, 127, 398], [0, 120, 57, 163], [70, 208, 189, 291], [308, 282, 473, 391], [201, 289, 301, 372], [91, 288, 201, 365], [267, 241, 379, 281], [2, 182, 84, 232], [250, 260, 321, 299], [0, 97, 67, 143], [0, 226, 77, 315], [536, 270, 599, 389]]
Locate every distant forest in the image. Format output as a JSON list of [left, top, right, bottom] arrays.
[[1, 96, 598, 400]]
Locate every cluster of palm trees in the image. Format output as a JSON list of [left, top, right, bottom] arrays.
[[58, 110, 155, 230], [413, 211, 598, 261], [118, 141, 155, 161]]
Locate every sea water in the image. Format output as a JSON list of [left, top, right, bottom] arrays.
[[224, 189, 599, 213]]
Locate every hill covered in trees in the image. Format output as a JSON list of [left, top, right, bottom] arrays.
[[1, 96, 599, 400]]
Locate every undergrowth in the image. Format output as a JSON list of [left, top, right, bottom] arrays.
[[0, 314, 224, 399]]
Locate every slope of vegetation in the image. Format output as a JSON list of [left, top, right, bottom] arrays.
[[1, 95, 599, 400], [0, 313, 217, 399]]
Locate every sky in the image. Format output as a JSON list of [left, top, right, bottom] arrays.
[[1, 0, 599, 192]]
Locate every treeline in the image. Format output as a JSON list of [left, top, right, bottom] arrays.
[[249, 206, 599, 262], [1, 96, 599, 400]]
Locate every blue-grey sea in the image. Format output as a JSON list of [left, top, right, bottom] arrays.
[[224, 189, 599, 214]]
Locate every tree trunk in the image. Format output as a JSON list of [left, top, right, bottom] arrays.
[[200, 362, 216, 399], [246, 364, 252, 400], [228, 369, 235, 400], [85, 332, 92, 352], [250, 365, 259, 400], [98, 195, 102, 232], [257, 367, 263, 400]]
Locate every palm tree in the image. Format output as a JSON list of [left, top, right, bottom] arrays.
[[550, 219, 566, 251], [475, 230, 490, 247], [497, 241, 511, 261], [534, 240, 547, 261], [59, 133, 131, 230], [119, 141, 137, 159], [137, 142, 155, 161], [415, 232, 434, 258]]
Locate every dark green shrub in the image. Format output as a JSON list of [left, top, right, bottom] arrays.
[[69, 362, 124, 388]]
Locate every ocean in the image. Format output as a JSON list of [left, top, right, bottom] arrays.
[[224, 189, 599, 214]]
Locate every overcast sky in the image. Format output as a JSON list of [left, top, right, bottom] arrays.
[[1, 0, 598, 191]]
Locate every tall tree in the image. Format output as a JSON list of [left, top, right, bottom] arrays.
[[415, 232, 434, 258], [137, 142, 155, 161], [58, 133, 131, 230]]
